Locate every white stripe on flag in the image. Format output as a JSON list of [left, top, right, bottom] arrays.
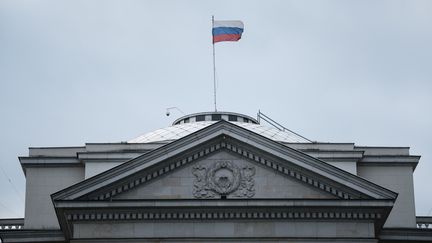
[[213, 20, 244, 29]]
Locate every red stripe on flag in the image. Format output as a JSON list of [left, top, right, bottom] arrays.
[[213, 34, 241, 43]]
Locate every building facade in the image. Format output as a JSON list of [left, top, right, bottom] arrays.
[[1, 111, 431, 242]]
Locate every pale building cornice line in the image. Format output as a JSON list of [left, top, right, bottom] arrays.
[[51, 121, 398, 202]]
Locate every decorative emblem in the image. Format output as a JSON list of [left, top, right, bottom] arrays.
[[192, 161, 255, 198]]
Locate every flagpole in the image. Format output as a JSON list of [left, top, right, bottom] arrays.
[[212, 15, 217, 112]]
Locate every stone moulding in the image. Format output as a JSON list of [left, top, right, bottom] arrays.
[[65, 209, 382, 222], [87, 140, 361, 201], [53, 199, 394, 241]]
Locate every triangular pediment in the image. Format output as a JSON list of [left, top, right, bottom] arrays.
[[52, 121, 397, 202], [114, 150, 337, 200]]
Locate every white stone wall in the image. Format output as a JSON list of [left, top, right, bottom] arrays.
[[357, 165, 416, 227], [85, 162, 123, 179], [325, 161, 357, 174], [24, 167, 84, 229]]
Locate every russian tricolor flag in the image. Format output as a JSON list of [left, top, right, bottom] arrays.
[[212, 20, 244, 43]]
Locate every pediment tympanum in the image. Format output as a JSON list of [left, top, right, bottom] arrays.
[[114, 151, 336, 200]]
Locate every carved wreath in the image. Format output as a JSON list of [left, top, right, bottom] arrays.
[[192, 161, 255, 198]]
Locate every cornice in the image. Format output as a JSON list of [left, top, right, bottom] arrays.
[[55, 199, 393, 228], [360, 155, 420, 162], [358, 155, 420, 169], [19, 157, 82, 175], [19, 157, 80, 165], [300, 150, 364, 162], [51, 121, 397, 202], [65, 208, 383, 222], [379, 228, 432, 241], [55, 199, 395, 208], [301, 150, 364, 157], [0, 229, 65, 242], [52, 198, 394, 242]]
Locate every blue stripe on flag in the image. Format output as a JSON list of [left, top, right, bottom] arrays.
[[212, 27, 244, 36]]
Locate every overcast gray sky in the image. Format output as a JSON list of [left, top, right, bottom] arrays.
[[0, 0, 431, 218]]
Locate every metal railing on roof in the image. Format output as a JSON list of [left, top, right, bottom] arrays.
[[257, 110, 313, 143]]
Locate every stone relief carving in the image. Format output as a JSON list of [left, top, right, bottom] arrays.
[[192, 161, 255, 198]]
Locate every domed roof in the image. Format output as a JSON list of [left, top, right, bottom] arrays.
[[128, 112, 311, 144]]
